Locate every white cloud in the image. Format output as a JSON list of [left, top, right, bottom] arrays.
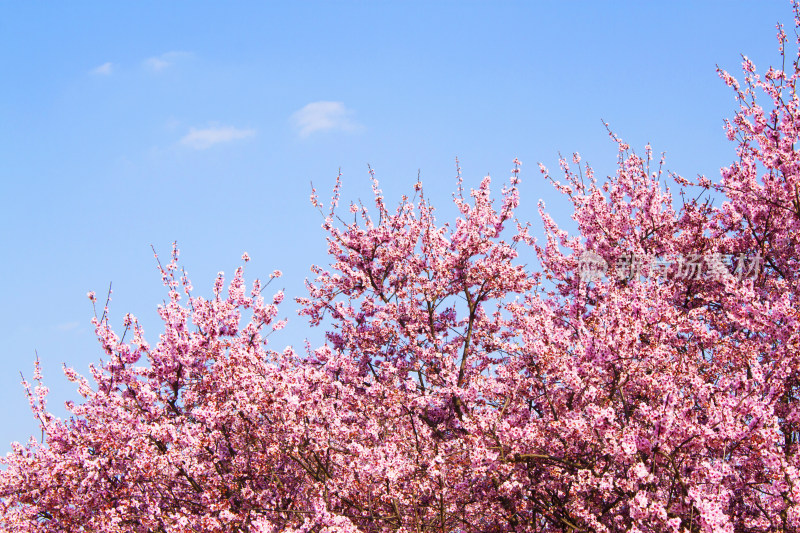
[[144, 51, 192, 72], [145, 57, 170, 71], [180, 126, 256, 150], [164, 117, 182, 131], [55, 321, 80, 332], [91, 62, 113, 75], [290, 101, 362, 137]]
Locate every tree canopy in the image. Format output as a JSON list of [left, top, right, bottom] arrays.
[[3, 6, 800, 533]]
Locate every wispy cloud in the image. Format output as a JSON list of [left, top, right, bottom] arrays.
[[290, 101, 362, 137], [144, 51, 192, 72], [91, 62, 113, 75], [180, 125, 256, 150], [55, 321, 80, 332]]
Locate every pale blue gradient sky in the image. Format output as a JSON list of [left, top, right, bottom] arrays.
[[0, 1, 790, 450]]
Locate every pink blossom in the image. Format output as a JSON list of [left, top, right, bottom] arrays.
[[3, 10, 800, 532]]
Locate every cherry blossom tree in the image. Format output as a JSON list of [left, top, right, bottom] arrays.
[[3, 5, 800, 532]]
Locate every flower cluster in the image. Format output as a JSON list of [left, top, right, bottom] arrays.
[[3, 4, 800, 531]]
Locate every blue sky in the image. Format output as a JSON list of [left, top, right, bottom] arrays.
[[0, 1, 791, 450]]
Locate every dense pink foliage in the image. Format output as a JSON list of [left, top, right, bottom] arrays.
[[4, 9, 800, 533]]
